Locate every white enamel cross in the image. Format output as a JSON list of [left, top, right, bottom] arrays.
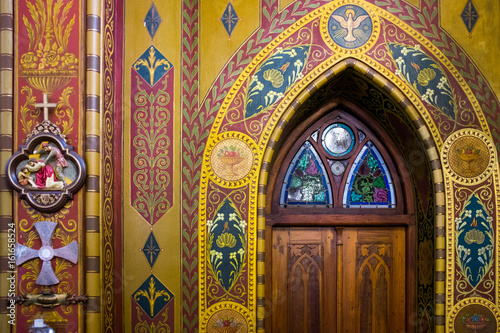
[[35, 93, 57, 121]]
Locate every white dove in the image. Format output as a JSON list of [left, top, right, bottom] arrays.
[[331, 9, 369, 42]]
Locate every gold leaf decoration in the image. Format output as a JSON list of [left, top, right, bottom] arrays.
[[216, 233, 237, 248], [416, 68, 436, 86], [263, 68, 284, 88], [464, 229, 485, 245]]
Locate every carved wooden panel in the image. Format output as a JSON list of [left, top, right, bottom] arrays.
[[342, 227, 406, 333], [271, 227, 336, 333], [270, 226, 406, 333]]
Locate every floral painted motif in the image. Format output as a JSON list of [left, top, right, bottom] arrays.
[[281, 141, 331, 206], [388, 43, 456, 120], [213, 316, 243, 331], [244, 46, 309, 118], [456, 194, 494, 288], [133, 275, 174, 319], [20, 0, 78, 71], [207, 199, 247, 292]]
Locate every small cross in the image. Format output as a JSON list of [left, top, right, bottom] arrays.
[[35, 93, 57, 122]]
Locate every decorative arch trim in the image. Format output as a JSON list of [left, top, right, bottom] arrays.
[[255, 57, 446, 331]]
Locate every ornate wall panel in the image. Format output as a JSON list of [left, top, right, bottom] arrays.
[[13, 0, 84, 331], [123, 0, 181, 332]]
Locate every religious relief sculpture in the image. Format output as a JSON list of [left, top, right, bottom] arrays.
[[6, 130, 86, 213]]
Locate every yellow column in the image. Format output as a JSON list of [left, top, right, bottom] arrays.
[[0, 0, 14, 332], [86, 0, 102, 331]]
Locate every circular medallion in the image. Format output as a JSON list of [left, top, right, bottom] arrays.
[[322, 123, 355, 157], [321, 1, 379, 54], [201, 302, 253, 333], [207, 133, 259, 187], [207, 308, 248, 333], [442, 129, 496, 185], [449, 299, 499, 333], [331, 161, 346, 175]]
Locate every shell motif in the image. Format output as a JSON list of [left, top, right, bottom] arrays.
[[464, 229, 485, 245], [456, 194, 494, 288], [216, 233, 237, 248], [263, 69, 284, 88], [417, 68, 436, 86], [388, 42, 456, 119], [208, 198, 247, 292], [244, 45, 310, 118]]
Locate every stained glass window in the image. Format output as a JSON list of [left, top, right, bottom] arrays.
[[280, 141, 332, 207], [343, 141, 395, 208]]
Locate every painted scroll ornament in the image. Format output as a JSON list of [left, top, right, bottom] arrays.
[[5, 127, 86, 213]]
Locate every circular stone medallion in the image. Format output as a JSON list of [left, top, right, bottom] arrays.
[[442, 129, 496, 185], [328, 5, 373, 49]]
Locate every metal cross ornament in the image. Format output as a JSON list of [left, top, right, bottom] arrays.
[[35, 93, 57, 122], [15, 221, 78, 285]]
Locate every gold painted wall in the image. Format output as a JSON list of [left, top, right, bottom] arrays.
[[200, 0, 260, 100], [440, 0, 500, 97]]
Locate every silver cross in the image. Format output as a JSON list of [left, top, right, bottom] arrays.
[[15, 221, 78, 286], [35, 93, 57, 122]]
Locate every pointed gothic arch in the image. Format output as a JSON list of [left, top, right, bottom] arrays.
[[255, 58, 445, 331]]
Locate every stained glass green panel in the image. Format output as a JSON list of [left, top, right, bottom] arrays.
[[280, 141, 332, 207], [343, 141, 395, 208]]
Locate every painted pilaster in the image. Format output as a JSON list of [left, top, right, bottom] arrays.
[[0, 0, 13, 330], [85, 0, 102, 331]]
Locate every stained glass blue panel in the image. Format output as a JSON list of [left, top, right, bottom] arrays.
[[281, 141, 332, 207], [343, 141, 395, 208]]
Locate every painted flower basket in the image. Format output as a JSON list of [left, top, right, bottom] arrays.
[[19, 69, 78, 95], [218, 156, 245, 176], [464, 322, 488, 333]]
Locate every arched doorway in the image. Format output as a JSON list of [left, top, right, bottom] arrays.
[[264, 103, 415, 332]]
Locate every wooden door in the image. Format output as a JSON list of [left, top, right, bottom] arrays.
[[271, 227, 336, 333], [270, 226, 406, 333]]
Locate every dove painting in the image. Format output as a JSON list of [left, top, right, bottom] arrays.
[[327, 5, 373, 49], [331, 9, 368, 42]]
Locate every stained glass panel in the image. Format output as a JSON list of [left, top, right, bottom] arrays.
[[281, 141, 332, 207], [321, 123, 355, 157], [343, 141, 395, 208]]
